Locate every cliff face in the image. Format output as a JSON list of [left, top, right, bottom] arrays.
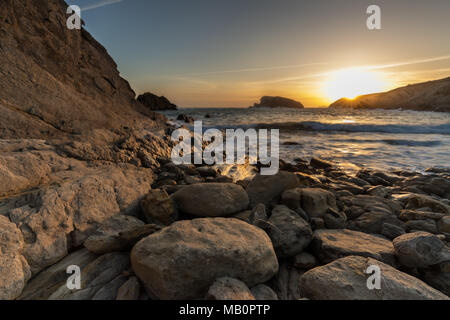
[[250, 96, 304, 109], [137, 92, 178, 111], [0, 0, 164, 139], [329, 77, 450, 112]]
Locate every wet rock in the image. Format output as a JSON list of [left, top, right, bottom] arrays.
[[393, 232, 450, 268], [405, 219, 438, 234], [206, 277, 255, 300], [299, 256, 449, 300], [293, 252, 317, 270], [312, 229, 396, 266], [323, 208, 347, 229], [140, 189, 178, 225], [173, 183, 249, 217], [423, 271, 450, 297], [405, 194, 450, 214], [251, 284, 278, 300], [310, 158, 333, 170], [116, 277, 141, 300], [131, 218, 278, 299], [270, 261, 303, 300], [84, 215, 145, 254], [381, 223, 406, 240], [246, 171, 299, 207], [265, 205, 313, 258], [298, 188, 338, 218], [439, 216, 450, 233]]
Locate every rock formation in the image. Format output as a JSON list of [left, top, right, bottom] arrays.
[[329, 77, 450, 112], [137, 92, 178, 111], [250, 96, 304, 109]]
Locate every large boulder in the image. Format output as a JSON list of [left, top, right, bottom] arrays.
[[265, 205, 312, 258], [393, 232, 450, 268], [131, 218, 279, 300], [312, 229, 396, 266], [246, 171, 299, 207], [299, 256, 449, 300], [172, 183, 249, 217]]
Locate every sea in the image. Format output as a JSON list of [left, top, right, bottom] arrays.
[[162, 108, 450, 175]]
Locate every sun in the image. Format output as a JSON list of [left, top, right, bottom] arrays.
[[322, 68, 390, 102]]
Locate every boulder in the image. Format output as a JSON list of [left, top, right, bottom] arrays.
[[299, 188, 337, 218], [206, 277, 255, 300], [131, 218, 279, 299], [381, 223, 406, 240], [299, 256, 449, 300], [405, 194, 450, 214], [293, 252, 317, 270], [172, 183, 249, 217], [246, 171, 299, 207], [423, 271, 450, 297], [310, 158, 333, 170], [116, 277, 141, 300], [84, 215, 145, 254], [250, 284, 279, 300], [312, 229, 396, 266], [140, 189, 178, 225], [438, 216, 450, 233], [393, 232, 450, 268], [270, 261, 304, 300], [265, 205, 313, 258]]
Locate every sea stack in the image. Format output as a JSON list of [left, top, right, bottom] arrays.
[[250, 96, 305, 109]]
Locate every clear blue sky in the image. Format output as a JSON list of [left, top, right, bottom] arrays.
[[71, 0, 450, 107]]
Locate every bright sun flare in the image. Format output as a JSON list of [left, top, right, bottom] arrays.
[[322, 68, 390, 101]]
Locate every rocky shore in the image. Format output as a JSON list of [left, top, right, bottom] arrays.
[[0, 0, 449, 301], [3, 153, 449, 300]]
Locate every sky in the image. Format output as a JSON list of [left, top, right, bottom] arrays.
[[71, 0, 450, 107]]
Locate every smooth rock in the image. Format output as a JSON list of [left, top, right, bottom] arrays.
[[293, 252, 317, 270], [265, 205, 313, 258], [246, 171, 299, 207], [312, 229, 396, 266], [116, 277, 141, 300], [131, 218, 279, 300], [251, 284, 279, 300], [173, 183, 249, 217], [206, 277, 255, 300], [393, 232, 450, 268], [299, 256, 449, 300]]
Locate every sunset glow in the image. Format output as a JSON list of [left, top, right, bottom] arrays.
[[322, 68, 392, 102]]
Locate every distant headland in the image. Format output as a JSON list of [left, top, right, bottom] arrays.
[[250, 96, 305, 109]]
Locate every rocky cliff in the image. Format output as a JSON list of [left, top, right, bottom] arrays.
[[0, 0, 171, 300], [137, 93, 178, 111], [329, 77, 450, 112], [250, 96, 304, 109]]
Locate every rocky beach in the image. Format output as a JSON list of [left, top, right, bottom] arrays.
[[0, 0, 450, 301]]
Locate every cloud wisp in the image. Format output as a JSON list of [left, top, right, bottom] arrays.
[[81, 0, 124, 12]]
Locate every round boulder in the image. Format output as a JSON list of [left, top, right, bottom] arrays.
[[172, 183, 249, 217], [131, 218, 279, 299]]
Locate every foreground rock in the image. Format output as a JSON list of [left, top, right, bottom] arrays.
[[206, 277, 255, 300], [246, 171, 299, 207], [393, 232, 450, 268], [312, 229, 396, 266], [172, 183, 249, 217], [140, 189, 178, 225], [299, 256, 449, 300], [131, 218, 278, 299], [83, 215, 145, 254], [265, 205, 312, 257]]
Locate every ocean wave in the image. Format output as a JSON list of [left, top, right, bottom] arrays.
[[250, 121, 450, 134]]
